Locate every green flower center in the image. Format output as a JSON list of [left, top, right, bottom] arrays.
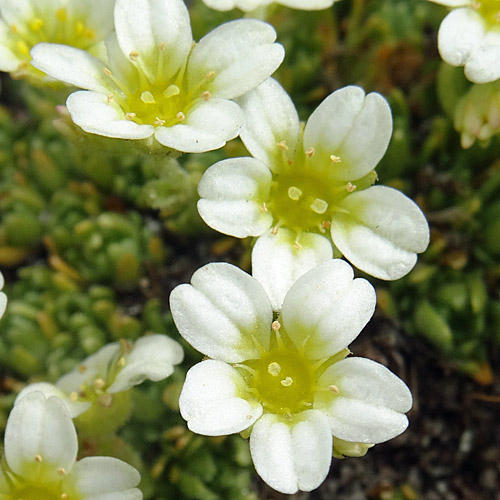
[[475, 0, 500, 26], [10, 485, 62, 500]]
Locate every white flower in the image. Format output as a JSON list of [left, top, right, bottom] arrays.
[[16, 334, 183, 432], [0, 0, 114, 84], [0, 271, 6, 319], [198, 79, 429, 309], [30, 0, 284, 154], [201, 0, 336, 13], [430, 0, 500, 83], [170, 260, 413, 494], [0, 391, 142, 500]]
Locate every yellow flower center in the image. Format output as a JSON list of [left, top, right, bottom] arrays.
[[475, 0, 500, 26], [9, 485, 67, 500]]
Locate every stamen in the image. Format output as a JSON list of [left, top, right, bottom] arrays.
[[140, 91, 156, 104], [79, 364, 87, 373], [16, 41, 30, 56], [305, 147, 315, 157], [164, 84, 180, 98], [310, 198, 328, 214], [70, 392, 78, 402], [29, 18, 44, 31], [346, 182, 357, 193], [34, 454, 43, 463], [206, 70, 216, 80], [118, 356, 126, 367], [129, 50, 139, 62], [57, 467, 67, 476], [93, 378, 105, 389], [155, 117, 166, 126], [201, 91, 211, 101], [277, 140, 288, 151], [287, 186, 302, 201], [11, 24, 18, 33], [56, 8, 68, 22], [267, 362, 281, 377], [125, 112, 136, 120], [292, 240, 302, 250], [259, 202, 268, 213], [176, 112, 185, 121], [61, 494, 70, 500], [321, 220, 331, 230], [330, 154, 341, 163], [107, 94, 114, 103], [103, 68, 112, 76], [281, 376, 293, 387], [233, 363, 256, 375], [328, 384, 340, 393], [272, 320, 281, 331], [160, 41, 166, 51]]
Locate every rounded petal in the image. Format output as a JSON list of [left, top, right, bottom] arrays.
[[69, 0, 116, 41], [281, 259, 376, 359], [67, 91, 155, 140], [202, 0, 263, 10], [114, 0, 192, 84], [0, 0, 34, 28], [154, 98, 243, 153], [278, 0, 335, 8], [465, 31, 500, 83], [169, 262, 273, 362], [331, 185, 430, 280], [252, 229, 333, 312], [180, 360, 262, 435], [62, 456, 141, 500], [108, 335, 184, 393], [238, 78, 300, 168], [5, 392, 77, 482], [249, 411, 332, 494], [437, 8, 484, 67], [197, 157, 273, 238], [304, 86, 392, 181], [428, 0, 470, 5], [30, 43, 109, 93], [187, 19, 284, 99], [0, 22, 21, 72]]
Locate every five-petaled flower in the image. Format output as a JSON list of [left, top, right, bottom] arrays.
[[0, 0, 115, 84], [198, 79, 429, 310], [170, 260, 413, 494], [201, 0, 336, 12], [0, 391, 142, 500], [30, 0, 284, 154], [430, 0, 500, 83]]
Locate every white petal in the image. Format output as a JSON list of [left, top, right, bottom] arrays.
[[0, 0, 34, 27], [249, 411, 332, 494], [428, 0, 470, 5], [169, 262, 273, 362], [104, 33, 140, 92], [30, 43, 109, 93], [67, 0, 115, 41], [62, 456, 141, 499], [304, 86, 392, 181], [437, 8, 484, 67], [187, 19, 284, 99], [252, 229, 333, 312], [0, 21, 21, 72], [114, 0, 192, 84], [5, 392, 77, 482], [67, 91, 155, 140], [197, 157, 273, 237], [0, 292, 6, 319], [321, 398, 409, 444], [108, 334, 184, 393], [331, 185, 430, 280], [154, 98, 243, 153], [238, 78, 300, 168], [465, 31, 500, 83], [202, 0, 263, 10], [278, 0, 335, 8], [318, 358, 412, 413], [180, 360, 262, 435], [281, 259, 376, 359]]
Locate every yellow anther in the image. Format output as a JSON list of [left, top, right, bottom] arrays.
[[206, 70, 216, 80], [125, 112, 136, 120], [103, 68, 112, 76], [154, 117, 166, 126], [292, 240, 303, 250], [310, 198, 328, 214], [29, 18, 44, 32], [78, 364, 87, 373], [140, 91, 156, 104], [16, 41, 30, 56], [160, 41, 166, 50], [328, 384, 339, 393], [346, 182, 357, 193], [268, 362, 281, 377], [287, 186, 302, 201], [271, 225, 279, 235], [84, 28, 96, 40], [56, 8, 68, 22], [34, 454, 43, 463], [93, 378, 105, 389], [272, 320, 281, 331], [75, 21, 85, 36], [57, 467, 67, 476], [277, 140, 289, 151], [10, 24, 18, 33], [330, 154, 341, 163], [70, 392, 78, 402], [281, 377, 293, 387], [201, 91, 211, 101], [246, 414, 254, 419], [305, 147, 316, 157], [176, 111, 185, 121], [61, 494, 70, 500], [107, 94, 114, 103], [259, 202, 268, 213], [118, 356, 126, 367], [164, 84, 180, 98], [129, 50, 139, 61]]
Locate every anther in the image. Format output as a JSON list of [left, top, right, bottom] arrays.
[[272, 320, 281, 331], [141, 91, 156, 104], [321, 220, 331, 230], [259, 202, 268, 213], [57, 467, 67, 476], [56, 8, 68, 22], [125, 112, 136, 120], [305, 147, 316, 157], [346, 182, 357, 193], [277, 140, 288, 151], [206, 70, 216, 80], [201, 91, 211, 101], [281, 377, 293, 387], [288, 186, 302, 201], [271, 225, 279, 235], [293, 240, 302, 250], [330, 154, 341, 163], [268, 362, 281, 377], [118, 356, 126, 367], [107, 94, 114, 103], [103, 68, 112, 76], [93, 378, 105, 389], [34, 454, 43, 463], [328, 384, 339, 393], [155, 117, 166, 126], [176, 111, 185, 121], [164, 85, 180, 98], [29, 18, 44, 31], [246, 414, 254, 419], [79, 364, 87, 373], [11, 25, 18, 33], [129, 50, 139, 61], [70, 392, 78, 402], [160, 41, 166, 50], [61, 494, 70, 500], [310, 198, 328, 214]]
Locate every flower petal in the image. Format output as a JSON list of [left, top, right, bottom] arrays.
[[154, 98, 243, 153], [0, 21, 20, 72], [437, 8, 483, 67], [67, 0, 116, 41], [331, 185, 430, 280], [281, 259, 376, 359], [114, 0, 192, 84], [5, 392, 77, 482], [428, 0, 470, 5], [170, 262, 273, 362], [180, 360, 262, 435], [252, 228, 333, 312], [278, 0, 335, 8], [249, 411, 332, 494], [67, 90, 155, 140], [465, 31, 500, 84], [238, 78, 300, 168], [304, 86, 392, 181], [62, 456, 141, 500], [197, 157, 273, 237], [108, 334, 184, 393], [30, 43, 109, 93], [0, 0, 34, 27], [187, 19, 284, 99]]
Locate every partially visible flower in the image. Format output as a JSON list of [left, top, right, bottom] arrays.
[[198, 79, 429, 309], [0, 391, 142, 500], [170, 260, 413, 494], [201, 0, 336, 12], [16, 334, 184, 434], [30, 0, 284, 154], [430, 0, 500, 83], [0, 0, 114, 84], [0, 271, 6, 319]]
